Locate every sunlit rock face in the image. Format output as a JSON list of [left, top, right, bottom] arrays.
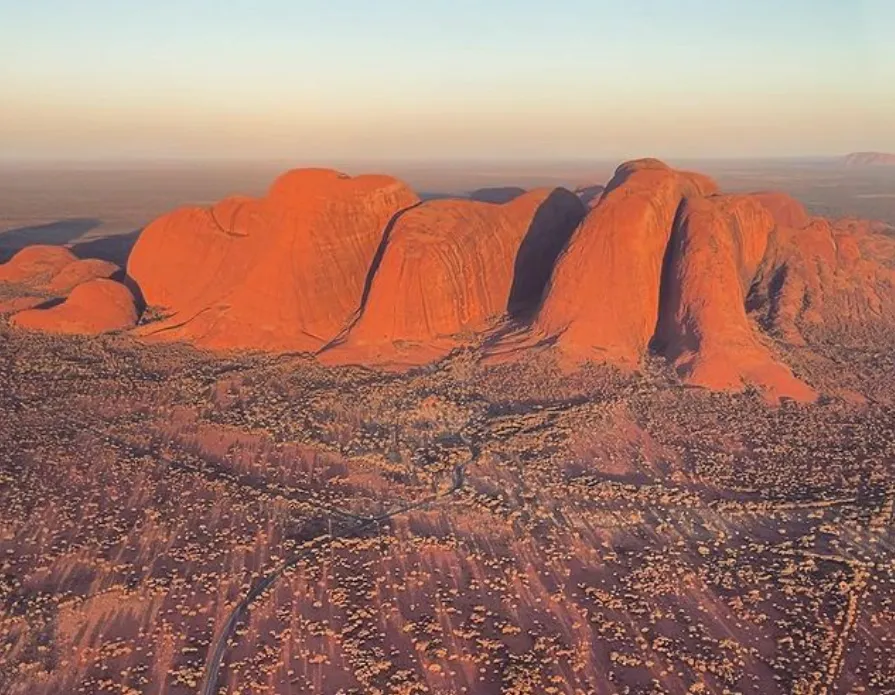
[[46, 158, 886, 402], [0, 245, 78, 285], [11, 278, 138, 335], [531, 159, 719, 366], [749, 212, 895, 347], [128, 168, 419, 352], [653, 195, 816, 403], [321, 188, 585, 367]]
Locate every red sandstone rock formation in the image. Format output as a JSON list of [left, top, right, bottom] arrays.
[[750, 192, 811, 230], [0, 247, 123, 316], [322, 188, 585, 367], [531, 159, 719, 365], [654, 196, 817, 403], [0, 296, 47, 315], [0, 246, 77, 285], [128, 169, 419, 352], [45, 258, 121, 294], [11, 279, 138, 335], [3, 160, 890, 405], [750, 212, 895, 345]]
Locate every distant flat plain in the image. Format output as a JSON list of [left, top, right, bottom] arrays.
[[1, 158, 893, 257]]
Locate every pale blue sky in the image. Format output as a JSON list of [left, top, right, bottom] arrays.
[[1, 0, 892, 160]]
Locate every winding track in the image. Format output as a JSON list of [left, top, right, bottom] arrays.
[[198, 452, 473, 695]]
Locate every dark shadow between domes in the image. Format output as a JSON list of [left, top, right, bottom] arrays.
[[71, 229, 142, 267], [507, 188, 586, 319], [575, 184, 605, 207], [319, 202, 422, 352], [0, 218, 103, 262], [469, 187, 527, 204]]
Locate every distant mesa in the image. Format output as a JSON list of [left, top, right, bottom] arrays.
[[5, 157, 895, 404], [843, 151, 895, 167], [11, 278, 138, 335], [127, 168, 419, 352], [321, 188, 585, 367]]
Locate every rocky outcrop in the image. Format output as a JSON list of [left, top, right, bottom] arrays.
[[127, 168, 419, 352], [749, 214, 895, 345], [322, 188, 585, 366], [0, 246, 77, 285], [0, 245, 120, 294], [654, 196, 816, 403], [5, 159, 890, 405], [0, 296, 48, 315], [531, 159, 719, 365], [750, 192, 811, 230], [0, 246, 124, 316], [11, 279, 138, 335], [45, 258, 121, 294]]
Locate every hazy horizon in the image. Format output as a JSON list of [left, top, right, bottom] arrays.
[[2, 0, 893, 162]]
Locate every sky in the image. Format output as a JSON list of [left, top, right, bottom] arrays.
[[1, 0, 893, 162]]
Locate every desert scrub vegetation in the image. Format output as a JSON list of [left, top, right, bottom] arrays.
[[1, 321, 894, 694]]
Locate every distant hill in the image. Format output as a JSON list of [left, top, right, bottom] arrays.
[[843, 152, 895, 167]]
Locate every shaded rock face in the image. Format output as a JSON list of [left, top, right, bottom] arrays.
[[11, 279, 137, 335], [532, 159, 720, 365], [322, 188, 585, 366], [574, 184, 605, 208], [654, 196, 817, 403], [468, 187, 526, 204], [127, 169, 419, 352]]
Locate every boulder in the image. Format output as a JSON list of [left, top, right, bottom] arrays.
[[11, 279, 138, 335]]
